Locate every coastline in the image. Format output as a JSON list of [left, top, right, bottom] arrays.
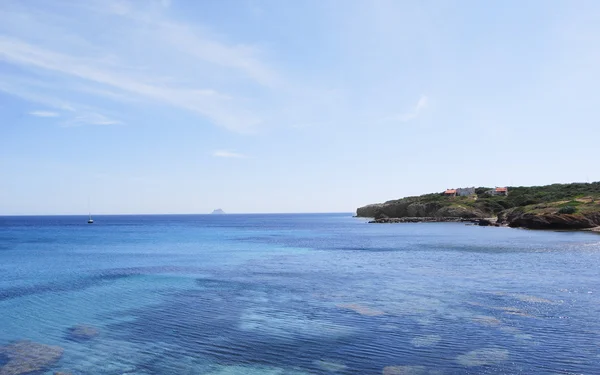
[[367, 216, 503, 227], [363, 216, 600, 233], [356, 182, 600, 231]]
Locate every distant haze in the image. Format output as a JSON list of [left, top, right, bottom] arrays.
[[1, 1, 599, 214]]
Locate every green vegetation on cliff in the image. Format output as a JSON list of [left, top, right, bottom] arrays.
[[357, 182, 600, 229]]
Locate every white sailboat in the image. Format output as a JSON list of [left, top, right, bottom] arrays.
[[87, 198, 94, 224]]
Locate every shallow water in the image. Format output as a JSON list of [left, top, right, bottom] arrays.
[[1, 214, 599, 374]]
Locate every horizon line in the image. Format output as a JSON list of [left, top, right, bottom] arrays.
[[0, 211, 356, 217]]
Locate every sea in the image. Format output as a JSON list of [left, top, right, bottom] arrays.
[[0, 213, 599, 375]]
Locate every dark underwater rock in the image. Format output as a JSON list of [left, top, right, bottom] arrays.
[[66, 324, 99, 341], [0, 340, 63, 375]]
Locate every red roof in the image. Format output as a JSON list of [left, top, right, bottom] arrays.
[[495, 187, 508, 192], [445, 189, 457, 194]]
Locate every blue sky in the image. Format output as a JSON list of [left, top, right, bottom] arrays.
[[1, 0, 599, 214]]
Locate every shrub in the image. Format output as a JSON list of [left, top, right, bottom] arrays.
[[557, 206, 577, 214], [474, 200, 505, 214]]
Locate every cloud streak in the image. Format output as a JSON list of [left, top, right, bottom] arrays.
[[386, 95, 429, 122], [63, 112, 122, 126], [0, 1, 280, 133], [29, 110, 59, 117]]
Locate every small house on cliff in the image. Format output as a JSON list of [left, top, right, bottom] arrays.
[[456, 187, 476, 197], [487, 187, 509, 196], [494, 187, 508, 196], [444, 189, 457, 197], [444, 187, 475, 197]]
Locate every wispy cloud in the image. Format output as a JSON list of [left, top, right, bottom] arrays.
[[0, 79, 76, 111], [0, 1, 426, 135], [0, 1, 277, 133], [63, 112, 122, 126], [212, 150, 248, 159], [0, 34, 262, 131], [29, 110, 59, 117], [386, 95, 429, 122]]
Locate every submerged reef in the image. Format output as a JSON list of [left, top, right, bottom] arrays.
[[66, 324, 99, 341], [0, 340, 63, 375]]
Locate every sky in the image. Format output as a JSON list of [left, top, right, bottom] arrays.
[[1, 0, 600, 215]]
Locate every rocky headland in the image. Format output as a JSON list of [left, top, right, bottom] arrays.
[[357, 182, 600, 231]]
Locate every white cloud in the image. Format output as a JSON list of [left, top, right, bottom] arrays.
[[415, 95, 428, 111], [386, 95, 429, 122], [0, 35, 263, 132], [29, 110, 59, 117], [0, 1, 417, 135], [0, 0, 280, 133], [212, 150, 248, 158], [0, 79, 76, 111], [64, 112, 122, 126]]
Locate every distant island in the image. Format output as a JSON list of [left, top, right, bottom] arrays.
[[357, 182, 600, 230], [211, 209, 226, 215]]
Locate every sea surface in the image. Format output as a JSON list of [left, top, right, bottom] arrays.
[[0, 214, 599, 375]]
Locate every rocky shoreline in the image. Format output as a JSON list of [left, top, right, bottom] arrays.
[[364, 216, 600, 232], [367, 217, 503, 226]]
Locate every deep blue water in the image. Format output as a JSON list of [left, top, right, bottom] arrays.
[[1, 213, 599, 375]]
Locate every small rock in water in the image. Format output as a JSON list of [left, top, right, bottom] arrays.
[[455, 347, 509, 367], [67, 324, 99, 341], [0, 340, 63, 375]]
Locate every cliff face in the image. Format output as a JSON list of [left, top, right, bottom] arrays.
[[501, 209, 600, 229], [356, 204, 383, 218], [356, 199, 486, 219]]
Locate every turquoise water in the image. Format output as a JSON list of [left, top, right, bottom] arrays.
[[1, 214, 599, 374]]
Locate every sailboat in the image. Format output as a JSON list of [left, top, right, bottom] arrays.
[[87, 198, 94, 224]]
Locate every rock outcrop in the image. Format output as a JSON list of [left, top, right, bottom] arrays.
[[355, 204, 383, 218], [0, 340, 63, 375], [357, 200, 485, 220], [503, 211, 600, 230], [66, 324, 99, 341], [369, 217, 467, 223]]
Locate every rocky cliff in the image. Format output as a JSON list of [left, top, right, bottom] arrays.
[[356, 198, 486, 219], [356, 204, 383, 218], [500, 208, 600, 230]]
